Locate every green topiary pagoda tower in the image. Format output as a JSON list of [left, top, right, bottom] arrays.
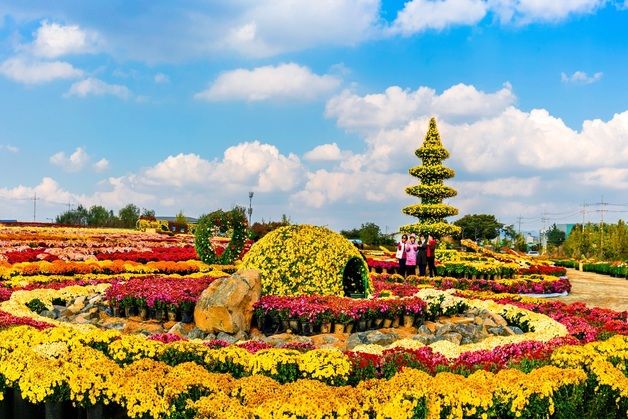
[[401, 117, 462, 238]]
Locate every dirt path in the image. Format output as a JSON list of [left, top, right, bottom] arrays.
[[556, 269, 628, 312]]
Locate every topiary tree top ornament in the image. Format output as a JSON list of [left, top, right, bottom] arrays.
[[401, 117, 462, 238]]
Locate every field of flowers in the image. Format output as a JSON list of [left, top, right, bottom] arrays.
[[0, 224, 626, 418]]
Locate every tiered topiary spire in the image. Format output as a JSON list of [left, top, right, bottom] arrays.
[[401, 117, 462, 237]]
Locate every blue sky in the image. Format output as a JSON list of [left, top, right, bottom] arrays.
[[0, 0, 627, 232]]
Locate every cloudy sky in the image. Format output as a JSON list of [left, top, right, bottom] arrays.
[[1, 1, 627, 233]]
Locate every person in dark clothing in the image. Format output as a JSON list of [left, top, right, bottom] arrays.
[[417, 234, 428, 276], [426, 234, 437, 277]]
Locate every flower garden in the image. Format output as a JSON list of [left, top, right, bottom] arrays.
[[0, 222, 626, 419], [1, 121, 626, 418]]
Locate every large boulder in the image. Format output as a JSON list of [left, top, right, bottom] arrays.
[[194, 269, 261, 334]]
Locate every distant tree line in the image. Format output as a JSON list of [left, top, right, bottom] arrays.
[[561, 220, 627, 260], [249, 214, 291, 241], [55, 204, 155, 229], [340, 222, 395, 246]]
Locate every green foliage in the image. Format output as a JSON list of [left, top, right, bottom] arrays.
[[174, 210, 188, 225], [454, 214, 504, 241], [546, 223, 566, 247], [250, 215, 291, 241], [401, 118, 461, 238], [55, 203, 149, 229], [563, 220, 627, 260], [118, 204, 140, 229], [194, 207, 248, 265], [55, 204, 89, 225], [340, 222, 394, 245], [25, 298, 47, 314]]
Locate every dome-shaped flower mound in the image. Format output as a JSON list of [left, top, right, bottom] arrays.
[[241, 225, 371, 297]]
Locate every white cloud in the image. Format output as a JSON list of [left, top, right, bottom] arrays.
[[326, 83, 515, 133], [50, 147, 90, 172], [0, 56, 82, 84], [391, 0, 488, 35], [0, 177, 73, 204], [154, 73, 169, 84], [0, 145, 19, 153], [93, 158, 109, 172], [217, 0, 381, 58], [66, 78, 131, 99], [489, 0, 607, 24], [577, 167, 628, 189], [195, 63, 341, 102], [325, 83, 628, 175], [292, 169, 408, 208], [303, 143, 346, 161], [143, 141, 304, 192], [452, 176, 541, 197], [561, 70, 603, 84], [30, 21, 101, 58]]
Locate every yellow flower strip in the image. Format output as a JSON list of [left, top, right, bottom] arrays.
[[0, 259, 214, 279], [1, 270, 229, 288]]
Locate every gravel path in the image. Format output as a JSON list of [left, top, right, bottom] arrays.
[[556, 268, 628, 312]]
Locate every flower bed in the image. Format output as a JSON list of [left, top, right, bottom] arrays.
[[518, 264, 567, 276], [0, 259, 211, 279], [371, 273, 571, 295], [105, 275, 222, 317], [253, 294, 428, 334]]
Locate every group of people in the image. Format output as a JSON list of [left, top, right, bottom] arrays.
[[396, 233, 437, 277]]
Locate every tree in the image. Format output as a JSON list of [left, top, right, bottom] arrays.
[[175, 210, 187, 225], [340, 222, 394, 245], [401, 117, 461, 238], [87, 205, 112, 226], [250, 217, 291, 241], [454, 214, 503, 242], [141, 208, 156, 219], [55, 205, 89, 225], [118, 204, 140, 229], [546, 224, 566, 247]]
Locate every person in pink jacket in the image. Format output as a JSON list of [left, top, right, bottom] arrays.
[[405, 233, 419, 277]]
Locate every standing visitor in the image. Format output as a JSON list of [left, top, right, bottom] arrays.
[[426, 234, 437, 277], [405, 234, 419, 276], [396, 234, 408, 276], [417, 234, 428, 276]]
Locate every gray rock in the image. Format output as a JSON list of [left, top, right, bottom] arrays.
[[435, 332, 462, 345], [89, 295, 103, 305], [168, 322, 186, 336], [102, 321, 125, 331], [435, 323, 453, 336], [187, 327, 207, 340], [322, 335, 340, 345], [510, 326, 524, 335], [233, 330, 249, 342], [346, 332, 369, 350], [417, 325, 433, 335], [412, 334, 433, 345], [74, 313, 95, 324], [216, 332, 238, 344], [488, 326, 508, 336], [39, 310, 58, 319], [364, 330, 398, 346]]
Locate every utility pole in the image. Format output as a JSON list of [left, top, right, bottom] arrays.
[[32, 193, 41, 222], [541, 211, 548, 254], [580, 203, 587, 258], [516, 215, 522, 234], [599, 196, 607, 258], [248, 192, 254, 228]]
